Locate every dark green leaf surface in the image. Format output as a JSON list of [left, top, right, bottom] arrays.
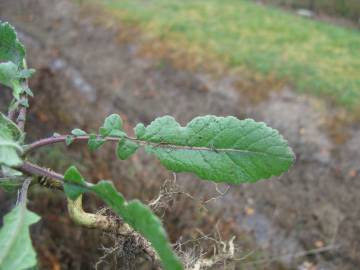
[[0, 198, 40, 270], [0, 113, 23, 166], [100, 114, 125, 137], [116, 139, 139, 160], [64, 166, 182, 270], [0, 22, 25, 67], [135, 115, 294, 184], [88, 134, 105, 151]]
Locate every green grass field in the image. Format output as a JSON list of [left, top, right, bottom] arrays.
[[94, 0, 360, 109]]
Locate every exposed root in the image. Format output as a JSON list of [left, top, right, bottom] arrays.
[[67, 195, 162, 269], [149, 173, 230, 215], [189, 237, 235, 270], [175, 235, 237, 270]]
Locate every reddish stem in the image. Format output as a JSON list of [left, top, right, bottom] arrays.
[[23, 135, 120, 155]]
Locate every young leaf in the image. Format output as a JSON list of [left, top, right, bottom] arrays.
[[88, 134, 105, 151], [23, 86, 34, 97], [64, 166, 182, 270], [63, 166, 88, 199], [0, 113, 23, 166], [100, 114, 125, 137], [0, 21, 25, 67], [17, 68, 35, 79], [19, 98, 29, 108], [135, 116, 295, 184], [116, 139, 139, 160], [0, 190, 40, 270], [71, 128, 87, 136], [65, 135, 75, 146]]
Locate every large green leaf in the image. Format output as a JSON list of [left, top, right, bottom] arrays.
[[0, 21, 25, 67], [0, 113, 23, 167], [135, 115, 294, 184], [0, 193, 40, 270], [64, 166, 182, 270]]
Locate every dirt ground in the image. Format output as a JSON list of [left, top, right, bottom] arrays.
[[0, 1, 359, 269]]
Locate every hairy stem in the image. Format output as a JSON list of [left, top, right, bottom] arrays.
[[23, 135, 120, 156], [16, 60, 30, 131], [17, 161, 65, 182], [7, 99, 18, 122]]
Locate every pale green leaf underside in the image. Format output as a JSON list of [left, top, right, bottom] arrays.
[[135, 115, 294, 184], [0, 205, 40, 270], [0, 62, 18, 88], [64, 166, 182, 270], [71, 128, 87, 136], [0, 113, 23, 167]]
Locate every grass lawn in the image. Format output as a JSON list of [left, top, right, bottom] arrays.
[[91, 0, 360, 110]]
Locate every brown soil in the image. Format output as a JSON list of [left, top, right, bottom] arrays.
[[0, 1, 359, 269]]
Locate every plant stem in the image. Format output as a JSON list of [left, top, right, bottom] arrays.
[[16, 60, 30, 131], [17, 161, 64, 182], [23, 135, 120, 155], [7, 100, 18, 122]]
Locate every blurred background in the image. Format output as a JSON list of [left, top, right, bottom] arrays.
[[0, 0, 359, 269]]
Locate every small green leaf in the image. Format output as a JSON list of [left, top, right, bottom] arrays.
[[53, 132, 61, 137], [64, 166, 183, 270], [23, 86, 33, 97], [0, 196, 40, 270], [71, 128, 87, 136], [100, 114, 125, 137], [65, 135, 75, 146], [135, 116, 295, 184], [19, 98, 29, 108], [63, 166, 88, 199], [17, 68, 35, 79], [0, 113, 23, 166], [88, 134, 105, 151], [116, 139, 139, 160], [0, 21, 25, 67]]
